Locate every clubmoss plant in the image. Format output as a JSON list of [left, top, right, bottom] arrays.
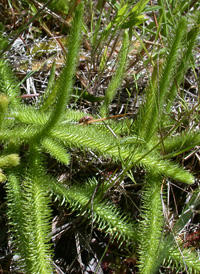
[[135, 16, 187, 142], [49, 177, 137, 245], [137, 173, 163, 274], [0, 2, 200, 273]]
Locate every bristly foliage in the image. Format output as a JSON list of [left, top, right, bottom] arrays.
[[157, 189, 200, 273], [49, 177, 137, 245], [6, 149, 53, 273], [135, 17, 187, 142], [0, 59, 21, 108], [130, 13, 200, 274], [21, 147, 53, 274], [0, 2, 199, 273], [38, 1, 84, 136], [3, 2, 85, 273], [165, 13, 200, 113], [166, 247, 200, 274], [138, 173, 163, 274], [41, 137, 70, 165]]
